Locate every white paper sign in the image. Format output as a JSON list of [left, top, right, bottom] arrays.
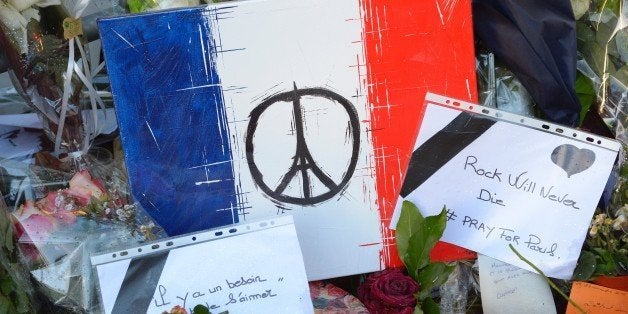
[[92, 216, 313, 314], [393, 93, 620, 279], [478, 254, 556, 314]]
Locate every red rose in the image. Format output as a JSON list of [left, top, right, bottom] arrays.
[[357, 268, 419, 313]]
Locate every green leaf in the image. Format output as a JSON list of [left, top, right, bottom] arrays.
[[421, 297, 440, 314], [592, 248, 619, 276], [597, 0, 620, 16], [14, 289, 31, 314], [404, 208, 448, 277], [0, 294, 14, 314], [572, 250, 597, 280], [193, 304, 211, 314], [575, 73, 596, 126], [127, 0, 159, 13], [582, 41, 617, 77], [577, 21, 596, 44], [396, 200, 424, 268], [613, 66, 628, 85], [413, 304, 424, 314], [416, 262, 454, 301], [0, 276, 13, 295], [610, 251, 628, 274], [4, 225, 14, 253]]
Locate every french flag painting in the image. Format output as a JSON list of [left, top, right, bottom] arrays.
[[99, 0, 477, 280]]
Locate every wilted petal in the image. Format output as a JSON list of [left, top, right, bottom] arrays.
[[18, 214, 56, 243]]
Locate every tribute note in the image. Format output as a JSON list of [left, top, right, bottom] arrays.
[[92, 216, 313, 314], [392, 93, 620, 279], [478, 255, 555, 313], [567, 282, 628, 314]]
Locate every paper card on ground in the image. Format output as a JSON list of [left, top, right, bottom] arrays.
[[91, 216, 313, 314], [478, 254, 555, 313], [392, 93, 620, 279], [99, 0, 477, 279], [566, 281, 628, 314], [0, 109, 117, 133], [0, 125, 41, 160]]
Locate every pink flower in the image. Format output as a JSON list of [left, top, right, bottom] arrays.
[[35, 192, 76, 224], [17, 214, 56, 243], [14, 200, 59, 254], [357, 268, 419, 313], [14, 200, 39, 221], [66, 170, 105, 206]]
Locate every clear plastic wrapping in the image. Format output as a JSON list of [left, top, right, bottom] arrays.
[[476, 52, 536, 118], [2, 151, 165, 312], [0, 1, 167, 312], [575, 0, 627, 145]]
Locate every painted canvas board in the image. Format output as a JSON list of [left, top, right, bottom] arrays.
[[99, 0, 477, 279], [393, 93, 620, 279]]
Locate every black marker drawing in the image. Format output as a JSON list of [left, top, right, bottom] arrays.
[[246, 83, 360, 205], [551, 144, 596, 178]]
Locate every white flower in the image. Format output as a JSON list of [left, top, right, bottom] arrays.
[[613, 214, 627, 231], [7, 0, 59, 12], [591, 213, 607, 227], [589, 225, 599, 237], [0, 2, 28, 53], [0, 0, 59, 54]]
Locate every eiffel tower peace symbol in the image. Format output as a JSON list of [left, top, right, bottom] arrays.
[[245, 83, 360, 205]]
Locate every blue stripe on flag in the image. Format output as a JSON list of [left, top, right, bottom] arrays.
[[100, 8, 239, 235]]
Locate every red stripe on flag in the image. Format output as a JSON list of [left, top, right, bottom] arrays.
[[360, 0, 478, 268]]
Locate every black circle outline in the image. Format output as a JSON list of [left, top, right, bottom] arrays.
[[245, 87, 360, 205]]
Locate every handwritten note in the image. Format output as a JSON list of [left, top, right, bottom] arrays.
[[92, 216, 313, 314], [478, 255, 555, 314], [392, 93, 620, 279], [567, 281, 628, 314]]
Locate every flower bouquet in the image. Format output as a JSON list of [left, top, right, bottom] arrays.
[[357, 201, 456, 314], [0, 0, 124, 161], [3, 152, 165, 312], [573, 0, 627, 143], [0, 2, 169, 311], [573, 152, 628, 288]]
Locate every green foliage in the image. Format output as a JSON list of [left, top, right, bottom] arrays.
[[596, 0, 621, 15], [396, 201, 454, 313], [193, 304, 210, 314], [572, 250, 597, 280], [420, 296, 440, 314], [191, 304, 228, 314], [592, 248, 628, 276], [405, 209, 448, 278], [416, 262, 455, 301], [575, 73, 596, 126], [128, 0, 159, 13], [0, 206, 35, 313], [396, 201, 424, 270]]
